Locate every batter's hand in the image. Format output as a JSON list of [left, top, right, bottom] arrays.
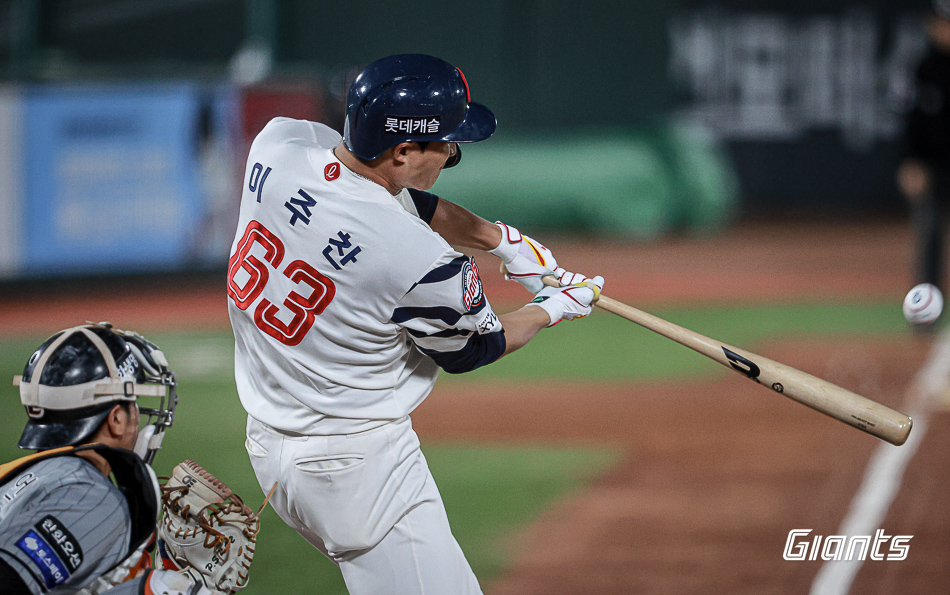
[[551, 266, 592, 287], [530, 273, 604, 326], [489, 222, 558, 293]]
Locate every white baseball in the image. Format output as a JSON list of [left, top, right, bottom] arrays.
[[903, 283, 943, 324]]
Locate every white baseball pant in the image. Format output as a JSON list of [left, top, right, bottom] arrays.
[[245, 415, 483, 595]]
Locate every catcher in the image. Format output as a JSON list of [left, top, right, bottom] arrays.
[[0, 323, 261, 595]]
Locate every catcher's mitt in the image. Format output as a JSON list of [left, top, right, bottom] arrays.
[[158, 460, 260, 593]]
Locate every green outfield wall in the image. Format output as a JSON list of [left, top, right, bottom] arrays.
[[432, 124, 740, 238]]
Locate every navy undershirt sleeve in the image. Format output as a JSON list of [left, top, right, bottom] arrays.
[[417, 330, 507, 374], [407, 189, 439, 224]]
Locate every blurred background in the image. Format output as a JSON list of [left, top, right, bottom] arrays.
[[2, 2, 948, 594], [0, 0, 935, 280]]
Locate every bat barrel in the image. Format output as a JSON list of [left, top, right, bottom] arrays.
[[567, 282, 914, 446], [732, 347, 914, 446]]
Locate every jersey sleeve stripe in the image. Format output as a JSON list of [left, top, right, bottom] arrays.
[[406, 327, 472, 339], [394, 249, 502, 372], [409, 332, 472, 354], [414, 331, 506, 374], [392, 305, 467, 326], [392, 299, 487, 326], [415, 256, 468, 285]]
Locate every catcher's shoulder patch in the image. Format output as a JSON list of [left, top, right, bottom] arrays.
[[16, 528, 70, 588]]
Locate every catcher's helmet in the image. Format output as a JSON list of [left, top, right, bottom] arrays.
[[343, 54, 497, 163], [14, 323, 177, 464]]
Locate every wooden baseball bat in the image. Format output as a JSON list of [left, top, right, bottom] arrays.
[[538, 274, 913, 446]]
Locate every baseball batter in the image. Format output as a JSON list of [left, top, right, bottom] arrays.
[[230, 54, 604, 594], [0, 324, 245, 595]]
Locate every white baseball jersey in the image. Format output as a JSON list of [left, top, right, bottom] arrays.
[[228, 118, 505, 435]]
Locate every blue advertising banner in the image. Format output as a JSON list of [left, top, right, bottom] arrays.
[[22, 84, 206, 276], [0, 87, 24, 278]]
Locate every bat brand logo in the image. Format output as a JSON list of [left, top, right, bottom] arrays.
[[783, 529, 911, 561], [723, 347, 761, 382], [772, 382, 784, 393], [325, 163, 341, 181]]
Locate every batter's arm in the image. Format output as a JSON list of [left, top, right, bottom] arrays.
[[428, 197, 502, 250], [498, 305, 550, 356]]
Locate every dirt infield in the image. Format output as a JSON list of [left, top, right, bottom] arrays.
[[2, 219, 945, 593], [414, 337, 947, 594]]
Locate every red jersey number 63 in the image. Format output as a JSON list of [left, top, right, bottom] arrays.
[[227, 220, 336, 346]]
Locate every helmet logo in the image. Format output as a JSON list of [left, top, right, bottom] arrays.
[[117, 355, 138, 379], [384, 115, 441, 135], [325, 163, 341, 181]]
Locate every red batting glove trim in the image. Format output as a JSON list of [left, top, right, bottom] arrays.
[[562, 287, 587, 306], [495, 221, 522, 243]]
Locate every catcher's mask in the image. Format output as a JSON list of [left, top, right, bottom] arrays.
[[14, 323, 178, 464]]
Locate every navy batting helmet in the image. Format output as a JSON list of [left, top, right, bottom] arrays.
[[343, 54, 497, 163], [15, 323, 177, 464]]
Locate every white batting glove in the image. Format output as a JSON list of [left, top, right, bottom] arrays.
[[551, 266, 590, 287], [489, 222, 557, 293], [530, 274, 604, 326]]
